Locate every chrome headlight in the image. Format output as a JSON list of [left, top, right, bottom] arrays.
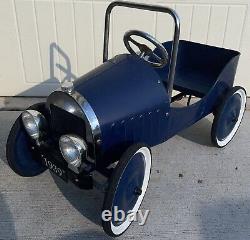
[[59, 135, 87, 170], [21, 110, 47, 140]]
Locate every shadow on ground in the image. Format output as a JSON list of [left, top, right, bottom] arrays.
[[0, 193, 16, 239], [0, 111, 21, 165], [0, 143, 6, 165], [51, 174, 104, 227], [178, 116, 213, 147], [200, 199, 250, 240]]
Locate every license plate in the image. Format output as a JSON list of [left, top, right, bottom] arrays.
[[41, 156, 68, 181]]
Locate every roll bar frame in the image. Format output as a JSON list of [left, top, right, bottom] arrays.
[[103, 1, 180, 98]]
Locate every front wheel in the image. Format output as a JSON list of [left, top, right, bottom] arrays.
[[211, 86, 247, 148], [102, 143, 152, 237], [6, 103, 47, 177]]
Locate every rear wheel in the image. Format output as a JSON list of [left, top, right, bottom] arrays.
[[6, 103, 47, 177], [102, 143, 152, 237], [211, 86, 247, 148]]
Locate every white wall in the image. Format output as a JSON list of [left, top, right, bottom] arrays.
[[0, 0, 249, 96]]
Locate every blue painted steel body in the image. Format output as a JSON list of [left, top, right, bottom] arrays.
[[7, 112, 47, 177], [74, 54, 170, 166], [13, 127, 45, 175], [74, 40, 240, 167], [157, 40, 240, 138]]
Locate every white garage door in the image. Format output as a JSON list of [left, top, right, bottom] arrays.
[[0, 0, 249, 96]]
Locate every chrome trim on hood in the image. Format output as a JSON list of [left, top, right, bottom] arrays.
[[70, 91, 101, 142], [47, 90, 101, 163]]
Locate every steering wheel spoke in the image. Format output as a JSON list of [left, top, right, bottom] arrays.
[[128, 37, 141, 48], [124, 30, 168, 68], [152, 52, 163, 63]]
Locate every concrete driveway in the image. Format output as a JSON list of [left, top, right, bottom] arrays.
[[0, 107, 250, 240]]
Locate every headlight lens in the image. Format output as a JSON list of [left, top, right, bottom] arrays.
[[21, 110, 47, 140], [59, 135, 87, 169]]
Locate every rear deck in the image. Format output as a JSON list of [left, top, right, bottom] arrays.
[[155, 40, 240, 98]]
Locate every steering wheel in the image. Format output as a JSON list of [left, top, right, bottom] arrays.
[[123, 30, 169, 68]]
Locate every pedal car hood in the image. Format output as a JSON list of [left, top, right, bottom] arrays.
[[74, 54, 168, 127], [47, 54, 169, 165]]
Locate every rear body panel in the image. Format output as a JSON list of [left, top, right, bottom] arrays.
[[155, 40, 240, 97], [158, 40, 240, 138]]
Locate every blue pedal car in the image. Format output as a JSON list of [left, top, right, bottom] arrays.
[[6, 1, 247, 237]]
